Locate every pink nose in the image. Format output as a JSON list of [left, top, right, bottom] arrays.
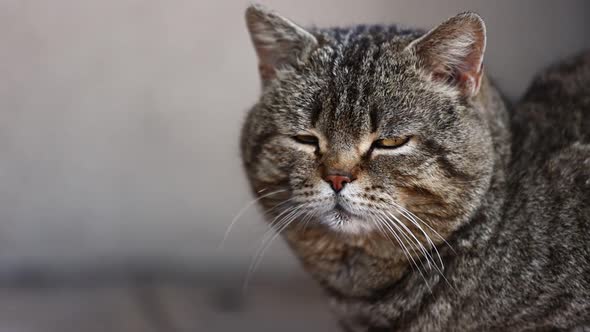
[[324, 174, 352, 193]]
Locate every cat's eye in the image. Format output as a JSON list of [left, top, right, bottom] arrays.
[[292, 134, 319, 146], [373, 136, 410, 149]]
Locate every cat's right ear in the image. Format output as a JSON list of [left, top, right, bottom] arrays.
[[245, 4, 318, 85]]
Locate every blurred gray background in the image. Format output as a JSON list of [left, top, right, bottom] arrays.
[[0, 0, 588, 331]]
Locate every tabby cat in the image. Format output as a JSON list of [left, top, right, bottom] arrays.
[[240, 4, 590, 331]]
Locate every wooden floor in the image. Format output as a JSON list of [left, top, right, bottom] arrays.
[[0, 280, 341, 332]]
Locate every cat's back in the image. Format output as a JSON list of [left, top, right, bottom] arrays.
[[508, 51, 590, 262], [479, 53, 590, 331], [511, 52, 590, 191], [513, 50, 590, 204], [526, 51, 590, 101], [512, 51, 590, 154]]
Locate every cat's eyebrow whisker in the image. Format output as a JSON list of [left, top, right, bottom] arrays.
[[220, 189, 288, 248]]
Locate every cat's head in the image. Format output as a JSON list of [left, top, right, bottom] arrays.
[[241, 5, 495, 238]]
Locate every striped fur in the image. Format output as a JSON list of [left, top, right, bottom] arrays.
[[240, 5, 590, 331]]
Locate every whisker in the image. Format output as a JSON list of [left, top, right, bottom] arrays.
[[265, 197, 297, 214], [243, 203, 310, 292], [382, 212, 433, 273], [384, 211, 455, 291], [260, 203, 302, 240], [242, 206, 297, 292], [374, 214, 432, 292], [219, 189, 287, 249], [380, 195, 448, 269], [389, 208, 444, 270], [299, 206, 318, 233], [246, 205, 308, 287], [370, 214, 416, 273], [385, 211, 437, 269], [389, 199, 455, 254]]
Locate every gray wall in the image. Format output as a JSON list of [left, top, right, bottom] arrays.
[[0, 0, 588, 275]]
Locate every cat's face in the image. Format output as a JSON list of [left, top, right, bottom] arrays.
[[242, 5, 494, 238]]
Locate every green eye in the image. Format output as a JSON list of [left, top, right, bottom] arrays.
[[373, 136, 410, 149], [293, 135, 319, 146]]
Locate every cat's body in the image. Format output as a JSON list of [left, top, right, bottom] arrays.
[[330, 55, 590, 332], [240, 5, 590, 331]]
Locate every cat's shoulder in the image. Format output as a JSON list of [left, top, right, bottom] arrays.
[[524, 51, 590, 102], [545, 141, 590, 191], [511, 52, 590, 195], [512, 51, 590, 153]]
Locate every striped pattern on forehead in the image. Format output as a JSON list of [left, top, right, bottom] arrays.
[[312, 27, 415, 146]]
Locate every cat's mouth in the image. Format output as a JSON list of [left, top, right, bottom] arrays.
[[334, 203, 350, 214], [325, 202, 377, 234], [331, 202, 355, 221]]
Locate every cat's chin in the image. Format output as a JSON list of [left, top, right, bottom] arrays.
[[323, 209, 376, 235]]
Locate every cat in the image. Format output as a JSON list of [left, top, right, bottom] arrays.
[[240, 4, 590, 331]]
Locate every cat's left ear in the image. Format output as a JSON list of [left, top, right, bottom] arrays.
[[245, 4, 318, 84], [406, 12, 486, 97]]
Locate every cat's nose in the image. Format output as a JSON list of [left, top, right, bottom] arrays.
[[324, 173, 353, 193]]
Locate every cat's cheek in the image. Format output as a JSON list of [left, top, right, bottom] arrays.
[[253, 158, 287, 184], [251, 146, 300, 185]]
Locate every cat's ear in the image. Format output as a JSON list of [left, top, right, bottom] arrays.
[[245, 4, 318, 84], [406, 12, 486, 97]]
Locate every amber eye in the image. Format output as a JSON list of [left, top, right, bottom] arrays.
[[373, 136, 410, 149], [292, 134, 319, 146]]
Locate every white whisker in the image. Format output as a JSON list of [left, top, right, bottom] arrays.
[[384, 210, 455, 291], [385, 211, 438, 270], [371, 214, 416, 272], [382, 212, 433, 273], [219, 189, 287, 249], [391, 207, 445, 271], [243, 203, 310, 292], [299, 206, 318, 233], [374, 214, 432, 292], [390, 199, 455, 254]]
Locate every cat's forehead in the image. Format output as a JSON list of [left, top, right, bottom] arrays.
[[312, 32, 416, 76], [308, 44, 420, 141], [272, 30, 445, 140]]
